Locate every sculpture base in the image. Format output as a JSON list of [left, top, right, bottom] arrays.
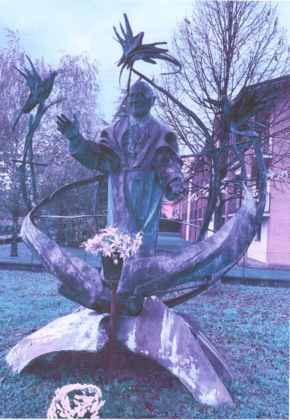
[[6, 297, 234, 407]]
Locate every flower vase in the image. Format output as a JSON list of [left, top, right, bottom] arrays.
[[101, 255, 123, 280]]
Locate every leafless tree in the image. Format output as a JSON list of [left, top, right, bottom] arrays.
[[155, 0, 290, 292], [0, 30, 105, 255], [157, 1, 290, 148]]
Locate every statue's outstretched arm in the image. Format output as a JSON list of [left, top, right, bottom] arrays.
[[56, 114, 118, 174]]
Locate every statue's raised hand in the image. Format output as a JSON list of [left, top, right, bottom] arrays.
[[170, 178, 189, 196], [56, 114, 79, 141]]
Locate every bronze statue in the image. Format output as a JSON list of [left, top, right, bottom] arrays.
[[7, 14, 272, 408], [56, 80, 187, 257]]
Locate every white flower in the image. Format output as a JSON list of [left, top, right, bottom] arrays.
[[123, 235, 131, 243], [82, 228, 143, 262], [100, 225, 118, 235], [135, 231, 143, 240], [103, 243, 112, 257], [47, 383, 105, 419], [119, 247, 131, 260]]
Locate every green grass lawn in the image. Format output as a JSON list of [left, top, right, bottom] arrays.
[[0, 269, 289, 419]]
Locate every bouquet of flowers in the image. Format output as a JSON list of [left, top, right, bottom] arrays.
[[81, 226, 143, 265]]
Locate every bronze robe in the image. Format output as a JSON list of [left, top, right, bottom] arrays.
[[69, 116, 183, 257]]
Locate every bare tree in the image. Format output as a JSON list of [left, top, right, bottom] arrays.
[[0, 30, 104, 255], [155, 0, 290, 292], [157, 1, 289, 147], [0, 30, 28, 256]]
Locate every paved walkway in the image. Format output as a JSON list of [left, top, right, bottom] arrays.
[[223, 264, 290, 287], [0, 232, 289, 286]]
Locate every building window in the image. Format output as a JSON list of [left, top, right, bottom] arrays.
[[255, 223, 262, 241]]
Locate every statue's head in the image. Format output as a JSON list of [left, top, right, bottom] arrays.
[[129, 81, 155, 118]]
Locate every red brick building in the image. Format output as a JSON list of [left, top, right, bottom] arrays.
[[173, 76, 290, 268]]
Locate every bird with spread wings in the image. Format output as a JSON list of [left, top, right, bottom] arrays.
[[113, 13, 181, 82], [13, 55, 57, 131], [205, 87, 279, 182]]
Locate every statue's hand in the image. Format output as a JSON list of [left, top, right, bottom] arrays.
[[56, 114, 79, 141], [170, 178, 189, 195]]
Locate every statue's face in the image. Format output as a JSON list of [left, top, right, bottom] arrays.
[[129, 92, 152, 118]]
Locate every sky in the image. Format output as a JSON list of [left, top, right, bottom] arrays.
[[1, 0, 290, 121], [0, 0, 194, 121]]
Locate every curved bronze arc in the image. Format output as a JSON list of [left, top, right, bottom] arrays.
[[117, 184, 256, 298], [6, 308, 109, 374], [21, 139, 266, 312], [30, 174, 107, 219], [160, 133, 266, 306], [21, 175, 108, 311], [6, 298, 234, 407]]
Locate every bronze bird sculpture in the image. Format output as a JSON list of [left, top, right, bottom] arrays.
[[13, 55, 57, 131], [113, 14, 181, 80], [205, 87, 278, 130], [205, 87, 278, 181]]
